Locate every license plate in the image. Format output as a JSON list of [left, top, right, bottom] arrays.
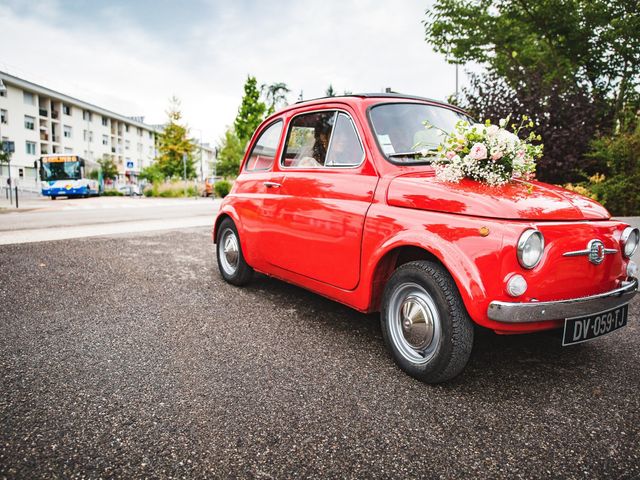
[[562, 304, 628, 346]]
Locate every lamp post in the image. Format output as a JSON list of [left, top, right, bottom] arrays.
[[0, 79, 8, 203]]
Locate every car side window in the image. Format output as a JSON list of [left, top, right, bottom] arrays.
[[281, 111, 336, 168], [325, 113, 364, 167], [245, 121, 283, 171]]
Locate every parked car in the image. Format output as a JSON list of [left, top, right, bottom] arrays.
[[116, 184, 142, 196], [213, 93, 638, 383]]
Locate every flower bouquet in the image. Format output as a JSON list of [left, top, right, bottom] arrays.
[[421, 116, 543, 186]]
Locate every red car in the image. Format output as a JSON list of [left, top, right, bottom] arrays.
[[213, 93, 638, 383]]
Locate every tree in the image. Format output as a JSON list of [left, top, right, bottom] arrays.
[[234, 76, 267, 143], [424, 0, 640, 117], [325, 84, 336, 97], [139, 162, 165, 183], [155, 96, 197, 179], [216, 128, 245, 178], [262, 82, 290, 115], [97, 155, 118, 181], [424, 0, 640, 182]]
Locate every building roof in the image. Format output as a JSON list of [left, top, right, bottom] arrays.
[[0, 70, 160, 132]]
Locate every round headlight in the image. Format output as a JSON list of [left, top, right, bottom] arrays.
[[621, 227, 639, 258], [517, 229, 544, 269]]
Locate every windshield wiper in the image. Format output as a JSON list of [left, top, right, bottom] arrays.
[[387, 150, 438, 161]]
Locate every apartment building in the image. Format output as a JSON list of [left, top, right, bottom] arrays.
[[0, 71, 221, 187]]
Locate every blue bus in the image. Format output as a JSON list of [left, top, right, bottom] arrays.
[[38, 154, 99, 199]]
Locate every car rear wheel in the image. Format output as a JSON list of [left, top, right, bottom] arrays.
[[381, 260, 474, 383], [216, 218, 253, 286]]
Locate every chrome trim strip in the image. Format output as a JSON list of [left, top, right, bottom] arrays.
[[563, 248, 617, 257], [487, 278, 638, 323]]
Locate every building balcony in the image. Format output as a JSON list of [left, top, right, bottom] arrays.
[[39, 108, 48, 117], [40, 132, 49, 142], [51, 110, 59, 119]]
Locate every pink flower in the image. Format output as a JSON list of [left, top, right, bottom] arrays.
[[469, 143, 488, 160], [445, 150, 456, 160], [490, 148, 503, 161]]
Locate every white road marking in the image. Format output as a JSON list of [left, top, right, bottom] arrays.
[[0, 216, 213, 245]]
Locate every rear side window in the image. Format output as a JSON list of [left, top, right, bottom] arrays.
[[282, 111, 363, 168], [245, 121, 283, 171]]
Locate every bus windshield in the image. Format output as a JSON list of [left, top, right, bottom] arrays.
[[41, 159, 82, 181]]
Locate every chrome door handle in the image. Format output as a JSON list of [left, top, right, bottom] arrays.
[[263, 181, 281, 188]]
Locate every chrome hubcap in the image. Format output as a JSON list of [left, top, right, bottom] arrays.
[[219, 228, 239, 275], [388, 283, 441, 364]]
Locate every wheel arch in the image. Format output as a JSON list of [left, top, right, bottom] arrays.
[[365, 238, 487, 323], [213, 207, 242, 244]]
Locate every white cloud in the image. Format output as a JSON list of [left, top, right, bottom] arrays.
[[0, 0, 468, 146]]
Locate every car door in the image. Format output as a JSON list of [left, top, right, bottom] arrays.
[[231, 120, 284, 266], [261, 108, 378, 290]]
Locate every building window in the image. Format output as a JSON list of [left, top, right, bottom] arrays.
[[137, 127, 142, 136], [0, 87, 6, 97], [125, 140, 130, 150], [102, 134, 108, 145], [64, 147, 73, 154], [23, 91, 35, 106], [0, 109, 7, 124], [63, 125, 72, 138], [24, 115, 35, 130], [125, 124, 129, 133], [26, 141, 36, 155], [83, 130, 93, 142], [149, 131, 153, 139], [62, 104, 71, 115], [83, 110, 92, 122], [102, 116, 108, 126]]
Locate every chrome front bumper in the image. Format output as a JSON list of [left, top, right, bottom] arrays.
[[487, 278, 638, 323]]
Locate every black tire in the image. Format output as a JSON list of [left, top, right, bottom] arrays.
[[380, 260, 474, 383], [216, 218, 253, 286], [51, 196, 56, 200]]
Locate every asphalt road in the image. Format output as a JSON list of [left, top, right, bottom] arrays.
[[1, 227, 639, 479]]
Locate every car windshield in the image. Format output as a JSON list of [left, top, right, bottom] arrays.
[[369, 103, 471, 163], [41, 160, 82, 181]]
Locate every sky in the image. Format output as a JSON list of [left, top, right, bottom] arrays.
[[0, 0, 468, 146]]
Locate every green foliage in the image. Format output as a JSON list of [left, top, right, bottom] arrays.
[[216, 128, 244, 178], [262, 82, 290, 115], [156, 96, 197, 179], [424, 0, 640, 115], [234, 76, 267, 143], [102, 188, 124, 196], [586, 127, 640, 215], [139, 162, 165, 183], [425, 0, 640, 184], [0, 149, 10, 164], [325, 84, 336, 97], [214, 180, 232, 198], [88, 169, 100, 180], [143, 180, 198, 197], [97, 155, 118, 180]]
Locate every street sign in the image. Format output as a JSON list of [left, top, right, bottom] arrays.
[[126, 161, 134, 169], [1, 140, 15, 153]]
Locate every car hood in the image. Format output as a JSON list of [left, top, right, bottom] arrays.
[[386, 172, 610, 221]]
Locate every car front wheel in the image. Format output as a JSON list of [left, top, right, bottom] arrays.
[[381, 260, 474, 383], [216, 218, 253, 286]]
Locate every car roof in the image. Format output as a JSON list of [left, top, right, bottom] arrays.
[[268, 92, 465, 120]]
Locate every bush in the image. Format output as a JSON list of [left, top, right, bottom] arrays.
[[142, 180, 198, 198], [102, 189, 124, 196], [214, 180, 232, 198], [561, 127, 640, 216]]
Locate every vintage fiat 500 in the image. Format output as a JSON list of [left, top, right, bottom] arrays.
[[213, 93, 638, 383]]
